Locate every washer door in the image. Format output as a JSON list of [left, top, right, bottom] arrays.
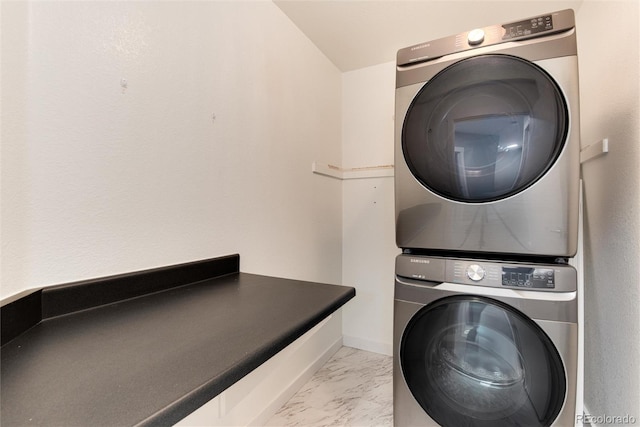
[[400, 295, 566, 426], [402, 54, 568, 203]]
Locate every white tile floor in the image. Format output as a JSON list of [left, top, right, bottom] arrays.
[[267, 346, 393, 427]]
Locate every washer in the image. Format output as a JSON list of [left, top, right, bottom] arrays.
[[395, 9, 581, 258], [393, 254, 578, 426]]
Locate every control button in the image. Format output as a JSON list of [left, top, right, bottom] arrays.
[[466, 264, 485, 281], [468, 29, 485, 45]]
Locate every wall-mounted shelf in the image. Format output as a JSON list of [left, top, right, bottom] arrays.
[[580, 138, 609, 164], [312, 162, 394, 180]]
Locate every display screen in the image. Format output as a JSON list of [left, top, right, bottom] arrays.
[[502, 15, 553, 39], [502, 267, 554, 288]]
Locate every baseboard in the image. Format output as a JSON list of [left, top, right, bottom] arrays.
[[342, 334, 392, 356]]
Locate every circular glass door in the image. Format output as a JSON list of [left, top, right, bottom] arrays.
[[400, 295, 566, 427], [402, 54, 568, 203]]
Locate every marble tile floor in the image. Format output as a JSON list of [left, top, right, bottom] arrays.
[[267, 346, 393, 427]]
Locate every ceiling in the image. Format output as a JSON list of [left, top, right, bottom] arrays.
[[273, 0, 583, 72]]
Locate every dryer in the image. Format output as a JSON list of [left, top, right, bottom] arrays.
[[395, 9, 581, 258], [393, 254, 578, 426]]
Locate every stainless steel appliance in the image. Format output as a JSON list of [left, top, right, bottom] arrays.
[[395, 9, 581, 258], [393, 254, 578, 426]]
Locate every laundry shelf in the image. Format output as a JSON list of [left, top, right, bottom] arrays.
[[580, 138, 609, 164], [312, 162, 394, 180]]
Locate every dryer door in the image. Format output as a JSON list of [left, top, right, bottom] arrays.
[[402, 54, 568, 203], [400, 295, 566, 427]]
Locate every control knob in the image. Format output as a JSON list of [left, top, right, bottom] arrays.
[[466, 264, 485, 282], [468, 29, 485, 45]]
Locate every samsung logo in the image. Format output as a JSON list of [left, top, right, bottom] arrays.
[[410, 259, 430, 264], [410, 43, 430, 51]]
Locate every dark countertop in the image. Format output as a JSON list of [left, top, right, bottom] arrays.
[[1, 257, 355, 426]]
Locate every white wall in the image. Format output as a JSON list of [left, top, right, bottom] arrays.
[[0, 1, 343, 299], [576, 1, 640, 420], [341, 62, 399, 355]]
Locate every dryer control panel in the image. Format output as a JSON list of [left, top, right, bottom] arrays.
[[502, 15, 553, 40], [395, 255, 577, 292], [396, 8, 575, 67]]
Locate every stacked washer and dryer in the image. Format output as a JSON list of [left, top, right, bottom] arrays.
[[393, 10, 582, 427]]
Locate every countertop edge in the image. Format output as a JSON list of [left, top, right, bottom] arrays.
[[138, 284, 355, 426]]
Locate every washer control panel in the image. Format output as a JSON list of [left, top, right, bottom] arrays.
[[451, 260, 556, 289], [395, 255, 577, 292], [501, 266, 555, 289]]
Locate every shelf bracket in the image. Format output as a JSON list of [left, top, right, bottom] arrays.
[[312, 162, 394, 180], [580, 138, 609, 164]]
